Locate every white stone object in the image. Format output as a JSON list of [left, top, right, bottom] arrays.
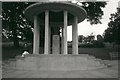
[[21, 51, 29, 57]]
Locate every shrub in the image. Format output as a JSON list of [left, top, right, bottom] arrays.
[[68, 41, 105, 48]]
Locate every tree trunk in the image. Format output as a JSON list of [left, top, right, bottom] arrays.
[[12, 27, 19, 47], [10, 4, 20, 47], [11, 19, 19, 47]]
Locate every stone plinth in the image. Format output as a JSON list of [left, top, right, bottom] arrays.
[[52, 35, 60, 54], [14, 54, 106, 71]]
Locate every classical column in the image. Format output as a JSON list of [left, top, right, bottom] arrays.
[[33, 16, 40, 54], [63, 11, 68, 55], [61, 27, 64, 54], [48, 26, 51, 54], [44, 10, 49, 54], [72, 16, 78, 55]]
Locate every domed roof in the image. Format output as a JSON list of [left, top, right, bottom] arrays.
[[25, 2, 87, 26]]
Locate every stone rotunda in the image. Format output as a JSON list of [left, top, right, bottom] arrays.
[[24, 1, 87, 55], [5, 1, 107, 71]]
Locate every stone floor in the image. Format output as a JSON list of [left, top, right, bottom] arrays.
[[2, 60, 119, 78]]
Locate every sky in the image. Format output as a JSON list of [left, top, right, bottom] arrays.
[[67, 0, 119, 41]]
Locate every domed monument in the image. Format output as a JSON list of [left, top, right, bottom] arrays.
[[5, 0, 107, 72], [24, 0, 87, 55]]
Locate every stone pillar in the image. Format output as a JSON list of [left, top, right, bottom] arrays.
[[63, 11, 68, 55], [33, 16, 40, 54], [72, 16, 78, 55], [52, 35, 60, 54], [61, 28, 64, 54], [49, 26, 51, 54], [44, 10, 49, 54]]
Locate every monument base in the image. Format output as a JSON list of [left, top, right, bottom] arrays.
[[4, 54, 107, 71], [52, 35, 60, 54]]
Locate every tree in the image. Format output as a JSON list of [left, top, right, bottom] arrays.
[[78, 35, 84, 42], [97, 34, 103, 41], [83, 34, 95, 43], [81, 2, 107, 24], [103, 8, 120, 44], [2, 2, 34, 47], [95, 34, 104, 47]]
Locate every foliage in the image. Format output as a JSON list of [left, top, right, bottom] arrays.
[[78, 35, 84, 42], [73, 34, 104, 48], [92, 40, 105, 48], [68, 42, 104, 48], [2, 2, 35, 46], [78, 33, 95, 43], [82, 2, 107, 25], [103, 9, 120, 44]]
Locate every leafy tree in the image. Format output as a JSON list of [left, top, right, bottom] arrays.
[[87, 35, 95, 43], [2, 2, 34, 47], [103, 9, 120, 44], [97, 34, 103, 41], [78, 33, 95, 43], [83, 35, 95, 43], [81, 2, 107, 24], [94, 34, 104, 47], [78, 35, 84, 42]]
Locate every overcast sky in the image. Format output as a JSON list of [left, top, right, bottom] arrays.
[[67, 0, 119, 41]]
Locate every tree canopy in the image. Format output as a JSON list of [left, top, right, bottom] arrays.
[[82, 2, 107, 24], [2, 2, 35, 47], [103, 9, 120, 44]]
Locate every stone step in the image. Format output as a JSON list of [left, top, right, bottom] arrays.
[[87, 56, 96, 59], [17, 54, 107, 70], [87, 60, 104, 67], [2, 59, 16, 69], [78, 54, 89, 57], [3, 54, 107, 71], [87, 64, 106, 70]]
